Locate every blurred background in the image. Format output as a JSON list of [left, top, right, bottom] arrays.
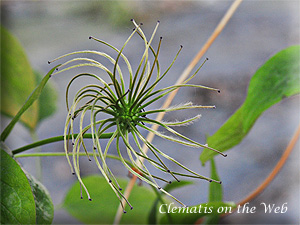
[[1, 0, 299, 224]]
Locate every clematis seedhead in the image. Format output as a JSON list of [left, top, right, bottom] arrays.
[[49, 20, 225, 210]]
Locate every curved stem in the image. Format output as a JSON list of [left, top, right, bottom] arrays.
[[12, 132, 113, 155], [113, 0, 243, 224], [236, 123, 300, 208]]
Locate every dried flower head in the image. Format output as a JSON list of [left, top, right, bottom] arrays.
[[49, 20, 226, 212]]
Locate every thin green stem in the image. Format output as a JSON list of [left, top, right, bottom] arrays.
[[15, 152, 126, 163], [12, 132, 113, 155]]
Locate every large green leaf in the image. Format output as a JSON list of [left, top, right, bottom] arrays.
[[200, 45, 300, 164], [0, 149, 36, 224], [26, 173, 54, 224], [62, 175, 157, 224], [0, 26, 37, 130], [0, 65, 59, 142], [34, 70, 57, 123], [159, 202, 236, 224]]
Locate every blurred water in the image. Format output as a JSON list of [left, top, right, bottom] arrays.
[[1, 1, 299, 224]]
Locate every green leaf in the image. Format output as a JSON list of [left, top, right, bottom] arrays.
[[34, 70, 57, 123], [148, 181, 193, 224], [200, 45, 300, 164], [0, 26, 37, 130], [26, 173, 54, 224], [62, 175, 157, 224], [205, 159, 223, 224], [208, 159, 222, 202], [159, 202, 236, 224], [0, 65, 60, 142], [0, 149, 36, 224]]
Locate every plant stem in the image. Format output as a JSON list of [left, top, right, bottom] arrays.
[[113, 0, 243, 224], [12, 132, 113, 155], [15, 152, 121, 160], [236, 123, 300, 208], [30, 130, 43, 181]]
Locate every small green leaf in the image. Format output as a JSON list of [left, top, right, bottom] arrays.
[[0, 65, 59, 142], [34, 70, 57, 123], [148, 181, 193, 224], [200, 45, 300, 164], [0, 26, 37, 130], [159, 202, 236, 224], [208, 159, 222, 202], [62, 175, 157, 224], [205, 159, 223, 224], [26, 173, 54, 224], [0, 149, 36, 224]]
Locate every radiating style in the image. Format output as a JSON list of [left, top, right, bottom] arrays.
[[49, 20, 226, 212]]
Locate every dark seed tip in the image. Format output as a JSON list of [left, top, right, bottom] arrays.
[[94, 146, 97, 149], [130, 207, 133, 210], [160, 36, 163, 40], [140, 22, 143, 25], [130, 18, 134, 21], [224, 154, 228, 157], [217, 90, 221, 93], [72, 172, 75, 175], [88, 158, 92, 161], [56, 68, 59, 70], [209, 180, 213, 182], [158, 187, 161, 190], [157, 20, 160, 23], [89, 36, 92, 39], [180, 45, 183, 48], [178, 180, 181, 182], [132, 28, 136, 31], [219, 181, 222, 184], [167, 169, 170, 173], [49, 75, 52, 78], [206, 57, 209, 60], [89, 198, 92, 201], [81, 196, 83, 199], [48, 61, 51, 64], [123, 210, 127, 214], [168, 181, 172, 184], [109, 180, 112, 183], [72, 142, 74, 145], [119, 188, 122, 191]]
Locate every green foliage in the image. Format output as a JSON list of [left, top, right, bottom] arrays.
[[0, 26, 37, 130], [0, 65, 59, 142], [200, 45, 300, 164], [0, 149, 36, 224], [205, 159, 223, 224], [34, 70, 58, 123], [62, 175, 157, 224], [0, 26, 59, 141], [26, 173, 54, 224], [208, 159, 222, 202]]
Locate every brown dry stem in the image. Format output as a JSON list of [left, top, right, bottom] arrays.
[[236, 123, 300, 207]]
